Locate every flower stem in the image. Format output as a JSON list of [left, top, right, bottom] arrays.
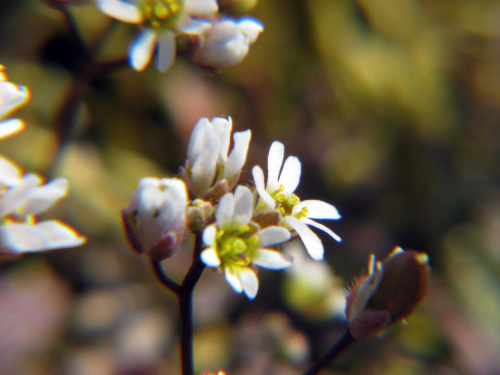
[[151, 260, 182, 295], [179, 234, 206, 375], [302, 330, 355, 375]]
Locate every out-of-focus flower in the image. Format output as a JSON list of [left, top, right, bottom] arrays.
[[0, 156, 85, 257], [284, 241, 346, 319], [252, 141, 341, 260], [183, 117, 251, 199], [345, 247, 430, 339], [122, 177, 188, 261], [193, 17, 263, 70], [200, 371, 226, 375], [0, 66, 30, 140], [200, 186, 292, 299], [96, 0, 218, 72]]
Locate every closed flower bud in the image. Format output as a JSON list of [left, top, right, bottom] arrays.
[[345, 247, 429, 339], [122, 178, 188, 261]]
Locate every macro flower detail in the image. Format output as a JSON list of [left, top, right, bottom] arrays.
[[122, 177, 188, 261], [194, 17, 263, 70], [252, 141, 341, 260], [345, 247, 430, 340], [183, 117, 251, 198], [0, 66, 30, 140], [96, 0, 218, 72], [0, 156, 85, 257], [200, 186, 292, 299]]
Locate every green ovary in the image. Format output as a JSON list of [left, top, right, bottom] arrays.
[[217, 227, 259, 268], [140, 0, 184, 30]]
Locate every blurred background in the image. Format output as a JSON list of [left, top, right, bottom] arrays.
[[0, 0, 500, 374]]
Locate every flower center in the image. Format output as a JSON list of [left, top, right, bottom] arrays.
[[139, 0, 184, 30], [271, 185, 301, 217], [216, 224, 259, 269]]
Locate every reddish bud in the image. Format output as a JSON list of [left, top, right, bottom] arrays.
[[346, 247, 429, 339]]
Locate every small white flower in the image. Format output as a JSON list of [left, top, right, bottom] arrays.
[[252, 141, 341, 260], [0, 156, 85, 257], [194, 17, 263, 70], [0, 65, 30, 140], [96, 0, 218, 72], [122, 177, 188, 261], [200, 186, 292, 299], [185, 117, 251, 197]]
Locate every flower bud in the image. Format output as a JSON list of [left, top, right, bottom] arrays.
[[122, 178, 188, 261], [193, 17, 263, 70], [345, 247, 429, 339]]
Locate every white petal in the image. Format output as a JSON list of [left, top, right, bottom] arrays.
[[232, 186, 253, 226], [285, 216, 324, 260], [96, 0, 142, 23], [253, 249, 292, 269], [20, 177, 69, 215], [279, 156, 301, 195], [0, 81, 30, 119], [238, 18, 263, 44], [178, 17, 212, 34], [200, 247, 220, 267], [224, 129, 251, 182], [187, 118, 209, 163], [0, 119, 25, 140], [302, 218, 342, 242], [191, 127, 220, 194], [252, 166, 275, 208], [156, 31, 176, 72], [225, 268, 243, 293], [238, 268, 258, 299], [258, 226, 290, 247], [267, 141, 284, 191], [0, 155, 22, 186], [211, 117, 232, 162], [202, 224, 217, 247], [184, 0, 218, 16], [216, 192, 235, 228], [293, 200, 341, 220], [129, 29, 157, 71], [0, 221, 84, 254]]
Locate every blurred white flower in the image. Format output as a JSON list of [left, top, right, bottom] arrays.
[[96, 0, 218, 72], [252, 141, 341, 260], [0, 156, 85, 257], [200, 186, 292, 299], [194, 17, 263, 70], [122, 177, 188, 261], [184, 117, 251, 198], [0, 65, 30, 140]]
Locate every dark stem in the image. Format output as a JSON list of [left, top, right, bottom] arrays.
[[179, 234, 206, 375], [302, 330, 356, 375], [151, 260, 182, 295]]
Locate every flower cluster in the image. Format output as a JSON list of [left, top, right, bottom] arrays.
[[124, 116, 342, 299], [0, 66, 85, 258], [95, 0, 263, 72]]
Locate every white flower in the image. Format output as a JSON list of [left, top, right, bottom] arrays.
[[96, 0, 218, 72], [122, 177, 188, 261], [0, 65, 30, 140], [0, 156, 85, 257], [194, 17, 263, 70], [200, 186, 292, 299], [252, 141, 341, 260], [185, 117, 251, 197]]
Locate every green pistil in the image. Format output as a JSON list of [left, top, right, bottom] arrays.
[[140, 0, 184, 30], [216, 226, 260, 268]]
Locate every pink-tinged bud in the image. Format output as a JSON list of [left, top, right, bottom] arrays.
[[122, 178, 188, 262], [345, 247, 430, 339]]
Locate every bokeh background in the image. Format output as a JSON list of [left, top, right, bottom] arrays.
[[1, 0, 500, 374]]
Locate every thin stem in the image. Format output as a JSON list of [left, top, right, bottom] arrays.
[[179, 234, 206, 375], [302, 330, 356, 375], [151, 260, 182, 296]]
